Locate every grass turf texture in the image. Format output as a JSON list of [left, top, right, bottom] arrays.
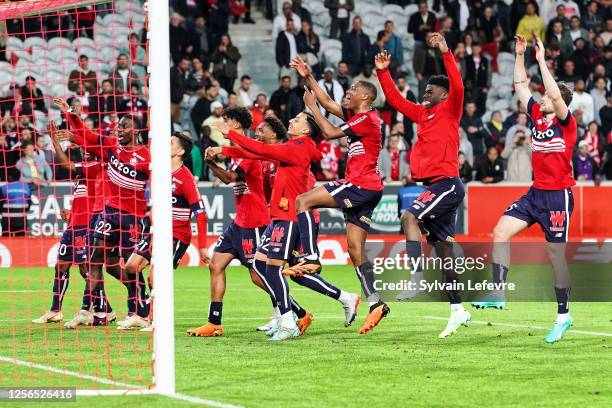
[[0, 266, 611, 407]]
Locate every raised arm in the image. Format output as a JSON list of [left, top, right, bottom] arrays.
[[535, 38, 569, 121], [513, 35, 532, 109], [375, 50, 423, 122], [290, 56, 344, 119], [205, 158, 240, 185], [226, 130, 302, 164], [431, 33, 464, 118], [49, 124, 76, 171], [222, 145, 267, 161], [303, 87, 346, 140]]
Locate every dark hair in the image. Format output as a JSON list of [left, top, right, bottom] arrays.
[[427, 75, 450, 92], [281, 75, 291, 82], [303, 112, 320, 138], [223, 106, 253, 130], [121, 114, 143, 132], [173, 131, 193, 160], [205, 82, 218, 91], [355, 81, 377, 101], [377, 30, 387, 41], [241, 75, 251, 82], [557, 82, 573, 106], [384, 20, 393, 26], [79, 54, 89, 60], [263, 116, 287, 139], [25, 75, 36, 82], [21, 140, 33, 150]]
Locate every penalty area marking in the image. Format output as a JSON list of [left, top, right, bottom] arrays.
[[0, 355, 242, 408]]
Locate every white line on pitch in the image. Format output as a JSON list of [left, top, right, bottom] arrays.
[[0, 355, 242, 407], [418, 316, 612, 337]]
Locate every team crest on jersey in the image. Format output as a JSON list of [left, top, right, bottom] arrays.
[[129, 224, 141, 243], [130, 157, 139, 165], [549, 211, 566, 232], [241, 239, 254, 255]]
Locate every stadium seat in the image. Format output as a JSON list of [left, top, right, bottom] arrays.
[[7, 36, 24, 50], [24, 37, 46, 50], [73, 37, 96, 50], [356, 4, 383, 18], [46, 37, 71, 50], [313, 12, 331, 29], [307, 1, 327, 16], [493, 99, 510, 112], [323, 48, 342, 68], [50, 82, 67, 97], [382, 4, 406, 17], [404, 4, 418, 17], [33, 110, 48, 132], [0, 61, 13, 72], [320, 39, 342, 52]]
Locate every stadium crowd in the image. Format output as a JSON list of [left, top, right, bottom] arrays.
[[0, 0, 610, 192]]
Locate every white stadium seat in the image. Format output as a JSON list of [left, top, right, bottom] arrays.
[[404, 4, 419, 17], [7, 36, 24, 50], [382, 4, 406, 16]]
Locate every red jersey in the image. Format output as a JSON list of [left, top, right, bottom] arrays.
[[67, 113, 150, 217], [228, 157, 269, 228], [92, 165, 110, 213], [71, 161, 101, 227], [377, 50, 463, 183], [223, 131, 322, 222], [318, 140, 341, 180], [339, 108, 384, 191], [171, 165, 208, 247], [527, 97, 577, 190], [262, 159, 320, 223]]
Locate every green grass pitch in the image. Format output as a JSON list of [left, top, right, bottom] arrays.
[[0, 266, 611, 407]]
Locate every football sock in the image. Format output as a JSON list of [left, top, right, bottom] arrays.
[[208, 301, 223, 325], [50, 266, 69, 312], [290, 297, 306, 319], [338, 290, 353, 304], [297, 211, 318, 259], [492, 263, 509, 284], [280, 310, 297, 329], [135, 272, 150, 318], [80, 285, 91, 311], [253, 259, 274, 295], [406, 240, 424, 282], [450, 303, 465, 314], [92, 288, 112, 314], [265, 264, 291, 314], [290, 273, 341, 300], [555, 287, 570, 315], [355, 261, 380, 304], [444, 274, 462, 304]]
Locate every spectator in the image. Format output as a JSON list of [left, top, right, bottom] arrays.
[[208, 0, 231, 48], [202, 101, 227, 147], [182, 129, 204, 181], [463, 42, 491, 116], [573, 140, 597, 180], [317, 139, 342, 181], [325, 0, 353, 40], [370, 31, 391, 68], [556, 0, 581, 19], [516, 2, 545, 41], [187, 57, 210, 92], [336, 61, 352, 92], [292, 0, 311, 24], [479, 6, 499, 44], [546, 20, 573, 57], [342, 16, 371, 76], [387, 75, 417, 146], [272, 1, 301, 40], [413, 31, 444, 97], [476, 146, 504, 183], [68, 55, 98, 94], [586, 64, 610, 93], [378, 134, 409, 183], [602, 18, 612, 46], [459, 128, 474, 167], [269, 76, 293, 125], [567, 16, 589, 44], [546, 4, 570, 40], [16, 140, 52, 186], [109, 53, 140, 95], [170, 57, 191, 123], [569, 79, 594, 127], [408, 1, 436, 45], [121, 84, 148, 127], [317, 67, 344, 125], [20, 76, 46, 115], [384, 21, 403, 71], [501, 130, 532, 182], [590, 77, 607, 125], [583, 121, 602, 166], [0, 181, 31, 236], [211, 33, 241, 93], [296, 20, 320, 75], [458, 151, 473, 183], [276, 19, 299, 83], [461, 101, 486, 157], [287, 76, 306, 121], [249, 93, 268, 130], [484, 110, 505, 151], [90, 79, 119, 126], [439, 16, 460, 51], [582, 1, 602, 33], [236, 75, 255, 108], [187, 16, 211, 62], [353, 64, 385, 108], [191, 82, 220, 137], [558, 59, 579, 88], [505, 112, 532, 149]]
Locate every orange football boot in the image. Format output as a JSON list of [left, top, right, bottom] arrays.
[[187, 323, 224, 337], [297, 312, 314, 335], [359, 303, 390, 334]]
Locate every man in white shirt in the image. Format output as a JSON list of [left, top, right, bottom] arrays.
[[235, 75, 256, 107], [272, 1, 301, 40], [569, 79, 594, 126], [276, 19, 298, 83], [317, 67, 344, 125]]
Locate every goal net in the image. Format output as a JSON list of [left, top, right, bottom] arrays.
[[0, 0, 173, 396]]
